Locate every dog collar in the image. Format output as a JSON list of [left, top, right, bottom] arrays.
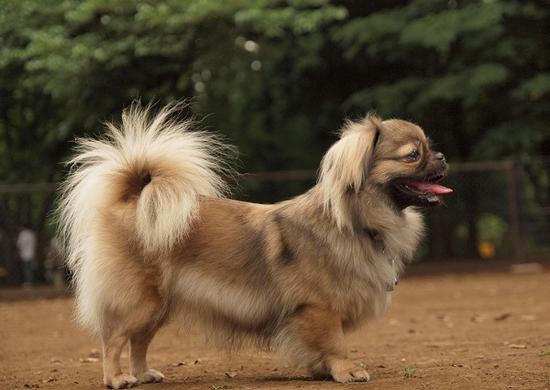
[[386, 257, 399, 292], [364, 228, 400, 291]]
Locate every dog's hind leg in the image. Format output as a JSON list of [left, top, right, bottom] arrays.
[[102, 328, 137, 389], [130, 324, 164, 384], [101, 297, 165, 388]]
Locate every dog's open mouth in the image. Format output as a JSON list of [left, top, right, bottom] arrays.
[[392, 173, 453, 208]]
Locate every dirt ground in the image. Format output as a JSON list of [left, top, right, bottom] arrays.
[[1, 269, 550, 390]]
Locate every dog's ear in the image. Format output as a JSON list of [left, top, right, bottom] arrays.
[[317, 116, 383, 230], [364, 113, 383, 174], [321, 116, 382, 192]]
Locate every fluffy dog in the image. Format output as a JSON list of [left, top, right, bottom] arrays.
[[59, 104, 451, 388]]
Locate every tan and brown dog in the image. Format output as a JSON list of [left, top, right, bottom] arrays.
[[59, 104, 451, 388]]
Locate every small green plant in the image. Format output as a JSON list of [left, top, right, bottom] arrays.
[[403, 366, 416, 378], [539, 350, 550, 357]]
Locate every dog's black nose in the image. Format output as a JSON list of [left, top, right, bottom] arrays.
[[435, 152, 445, 161]]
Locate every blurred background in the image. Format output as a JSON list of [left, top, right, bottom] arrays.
[[0, 0, 549, 286]]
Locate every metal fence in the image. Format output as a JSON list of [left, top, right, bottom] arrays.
[[1, 159, 549, 284], [424, 160, 550, 261], [236, 159, 550, 261]]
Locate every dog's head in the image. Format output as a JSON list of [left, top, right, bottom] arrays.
[[367, 117, 452, 209], [318, 115, 452, 229]]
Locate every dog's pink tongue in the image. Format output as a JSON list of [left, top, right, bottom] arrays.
[[408, 181, 453, 195]]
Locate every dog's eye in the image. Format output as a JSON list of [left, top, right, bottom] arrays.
[[403, 150, 420, 162]]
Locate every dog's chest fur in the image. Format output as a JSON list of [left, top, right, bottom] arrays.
[[273, 200, 424, 327]]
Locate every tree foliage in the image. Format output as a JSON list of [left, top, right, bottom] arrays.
[[1, 0, 549, 183]]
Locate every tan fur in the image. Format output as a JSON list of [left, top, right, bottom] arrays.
[[58, 104, 441, 388]]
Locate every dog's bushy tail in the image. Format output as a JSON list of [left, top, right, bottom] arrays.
[[59, 103, 231, 272]]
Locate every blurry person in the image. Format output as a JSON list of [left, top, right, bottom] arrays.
[[0, 230, 6, 282], [45, 236, 65, 288], [17, 225, 36, 286]]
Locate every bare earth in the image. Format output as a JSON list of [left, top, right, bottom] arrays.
[[1, 270, 550, 390]]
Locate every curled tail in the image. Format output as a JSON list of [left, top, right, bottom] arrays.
[[59, 103, 231, 273]]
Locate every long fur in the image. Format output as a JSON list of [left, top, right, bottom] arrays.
[[59, 103, 230, 332], [58, 104, 437, 387]]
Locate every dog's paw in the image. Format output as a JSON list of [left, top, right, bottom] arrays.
[[137, 369, 164, 384], [329, 360, 370, 383], [332, 367, 370, 383], [105, 374, 139, 389]]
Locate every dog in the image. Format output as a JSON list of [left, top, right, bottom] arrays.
[[58, 104, 451, 388]]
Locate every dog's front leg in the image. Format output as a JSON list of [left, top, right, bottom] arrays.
[[286, 305, 370, 383]]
